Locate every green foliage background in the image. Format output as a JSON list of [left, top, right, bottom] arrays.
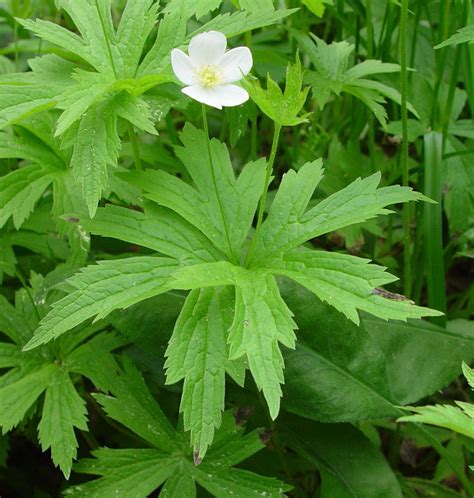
[[0, 0, 473, 497]]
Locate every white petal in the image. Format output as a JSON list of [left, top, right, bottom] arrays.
[[188, 31, 227, 65], [182, 85, 223, 109], [171, 49, 197, 85], [212, 84, 249, 107], [219, 47, 253, 83]]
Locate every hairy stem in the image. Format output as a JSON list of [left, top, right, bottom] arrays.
[[400, 0, 411, 297]]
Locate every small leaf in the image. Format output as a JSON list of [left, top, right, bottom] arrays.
[[38, 369, 88, 478], [245, 55, 311, 127]]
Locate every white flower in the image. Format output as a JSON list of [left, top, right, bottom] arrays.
[[171, 31, 253, 109]]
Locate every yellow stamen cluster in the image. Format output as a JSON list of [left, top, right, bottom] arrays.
[[198, 65, 223, 88]]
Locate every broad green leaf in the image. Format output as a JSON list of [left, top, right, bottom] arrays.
[[71, 102, 120, 217], [0, 363, 57, 432], [280, 280, 474, 421], [93, 360, 178, 452], [65, 449, 178, 497], [436, 24, 474, 49], [84, 203, 223, 263], [252, 168, 429, 266], [274, 247, 441, 324], [38, 369, 88, 478], [165, 287, 233, 459], [245, 55, 310, 126], [281, 414, 403, 498], [24, 256, 179, 350], [0, 165, 54, 229]]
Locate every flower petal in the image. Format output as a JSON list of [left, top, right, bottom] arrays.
[[171, 49, 197, 85], [212, 84, 249, 107], [219, 47, 253, 83], [182, 85, 223, 109], [188, 31, 227, 65]]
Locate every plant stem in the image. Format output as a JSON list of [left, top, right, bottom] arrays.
[[400, 0, 411, 297], [201, 104, 239, 265], [246, 122, 282, 266], [127, 122, 142, 170]]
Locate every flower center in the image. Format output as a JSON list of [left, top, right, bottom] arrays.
[[197, 65, 223, 88]]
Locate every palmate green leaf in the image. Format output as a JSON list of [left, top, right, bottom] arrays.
[[71, 101, 120, 217], [245, 55, 311, 127], [38, 369, 88, 478], [84, 203, 224, 264], [250, 162, 430, 266], [23, 256, 179, 350], [240, 0, 274, 13], [274, 248, 441, 324], [173, 262, 297, 419], [165, 287, 234, 459], [127, 123, 266, 262], [67, 365, 288, 497], [0, 164, 55, 229]]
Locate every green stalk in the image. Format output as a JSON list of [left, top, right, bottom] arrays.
[[423, 132, 447, 326], [245, 122, 282, 266], [366, 0, 376, 173], [127, 122, 142, 171], [400, 0, 411, 297], [202, 105, 239, 265]]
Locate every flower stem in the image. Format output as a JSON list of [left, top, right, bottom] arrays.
[[246, 122, 282, 266], [201, 104, 239, 265], [400, 0, 411, 297], [127, 122, 142, 171]]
